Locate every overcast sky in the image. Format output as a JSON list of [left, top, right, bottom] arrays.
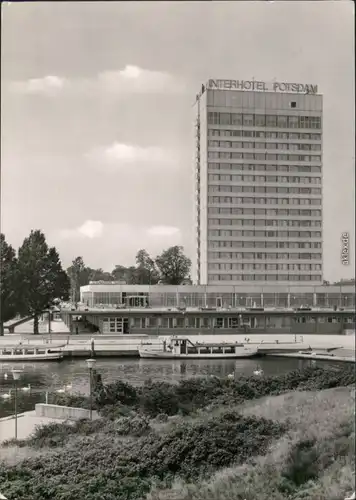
[[1, 1, 354, 281]]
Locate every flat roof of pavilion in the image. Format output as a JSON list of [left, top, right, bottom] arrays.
[[62, 307, 355, 316], [80, 284, 356, 293]]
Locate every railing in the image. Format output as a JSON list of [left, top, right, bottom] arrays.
[[61, 305, 355, 313]]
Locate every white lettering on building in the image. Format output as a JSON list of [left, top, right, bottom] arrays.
[[207, 79, 318, 94]]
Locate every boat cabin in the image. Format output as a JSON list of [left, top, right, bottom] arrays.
[[163, 336, 243, 356], [0, 345, 64, 358]]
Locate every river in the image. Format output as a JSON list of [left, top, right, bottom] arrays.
[[0, 355, 347, 419]]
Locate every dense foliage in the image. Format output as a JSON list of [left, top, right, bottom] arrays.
[[154, 246, 192, 285], [94, 365, 356, 417], [67, 246, 192, 300], [0, 366, 354, 500], [0, 234, 19, 334], [0, 231, 70, 334], [0, 412, 286, 500], [17, 230, 70, 333]]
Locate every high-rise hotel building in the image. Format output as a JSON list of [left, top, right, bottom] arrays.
[[194, 79, 323, 285]]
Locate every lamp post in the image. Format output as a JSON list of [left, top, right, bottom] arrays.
[[86, 358, 96, 420], [12, 370, 23, 439]]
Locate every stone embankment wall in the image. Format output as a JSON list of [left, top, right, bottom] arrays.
[[35, 404, 98, 420]]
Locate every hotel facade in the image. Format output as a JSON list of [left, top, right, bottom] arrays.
[[194, 79, 323, 285]]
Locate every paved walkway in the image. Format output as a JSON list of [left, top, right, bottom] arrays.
[[2, 318, 70, 335], [0, 411, 65, 444]]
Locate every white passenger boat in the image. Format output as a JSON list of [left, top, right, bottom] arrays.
[[139, 336, 257, 359], [0, 344, 65, 362]]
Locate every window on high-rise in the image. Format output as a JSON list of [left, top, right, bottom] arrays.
[[220, 113, 231, 125], [288, 116, 299, 128], [277, 116, 288, 127], [266, 115, 277, 127], [255, 115, 265, 127], [231, 113, 243, 125], [243, 114, 254, 126]]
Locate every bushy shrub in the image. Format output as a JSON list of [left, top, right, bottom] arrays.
[[94, 380, 139, 408], [7, 419, 109, 449], [99, 403, 136, 420], [277, 422, 355, 496], [132, 366, 355, 417], [155, 413, 169, 423], [3, 415, 150, 453], [1, 438, 28, 448], [139, 381, 181, 416], [72, 366, 355, 420], [175, 377, 225, 407], [49, 392, 90, 409], [27, 421, 76, 448], [281, 439, 319, 487], [134, 412, 287, 480], [114, 415, 151, 437], [0, 412, 286, 500]]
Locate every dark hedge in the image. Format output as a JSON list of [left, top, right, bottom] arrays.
[[0, 412, 287, 500], [95, 365, 356, 417]]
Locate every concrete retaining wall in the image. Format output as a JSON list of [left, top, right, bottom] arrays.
[[35, 404, 98, 420]]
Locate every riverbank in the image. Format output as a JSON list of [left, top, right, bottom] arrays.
[[0, 366, 354, 500]]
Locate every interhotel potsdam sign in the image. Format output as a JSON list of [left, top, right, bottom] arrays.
[[207, 79, 318, 94]]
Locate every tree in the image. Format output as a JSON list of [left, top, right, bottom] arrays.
[[67, 256, 87, 303], [17, 230, 70, 334], [112, 265, 129, 282], [135, 249, 159, 284], [0, 234, 19, 335], [112, 265, 139, 284], [68, 260, 115, 301], [155, 246, 191, 285], [88, 268, 114, 282]]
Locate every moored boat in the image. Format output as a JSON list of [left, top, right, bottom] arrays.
[[139, 336, 257, 359], [0, 344, 65, 362]]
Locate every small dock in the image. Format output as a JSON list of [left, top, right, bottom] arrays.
[[256, 343, 343, 354], [265, 352, 355, 363]]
